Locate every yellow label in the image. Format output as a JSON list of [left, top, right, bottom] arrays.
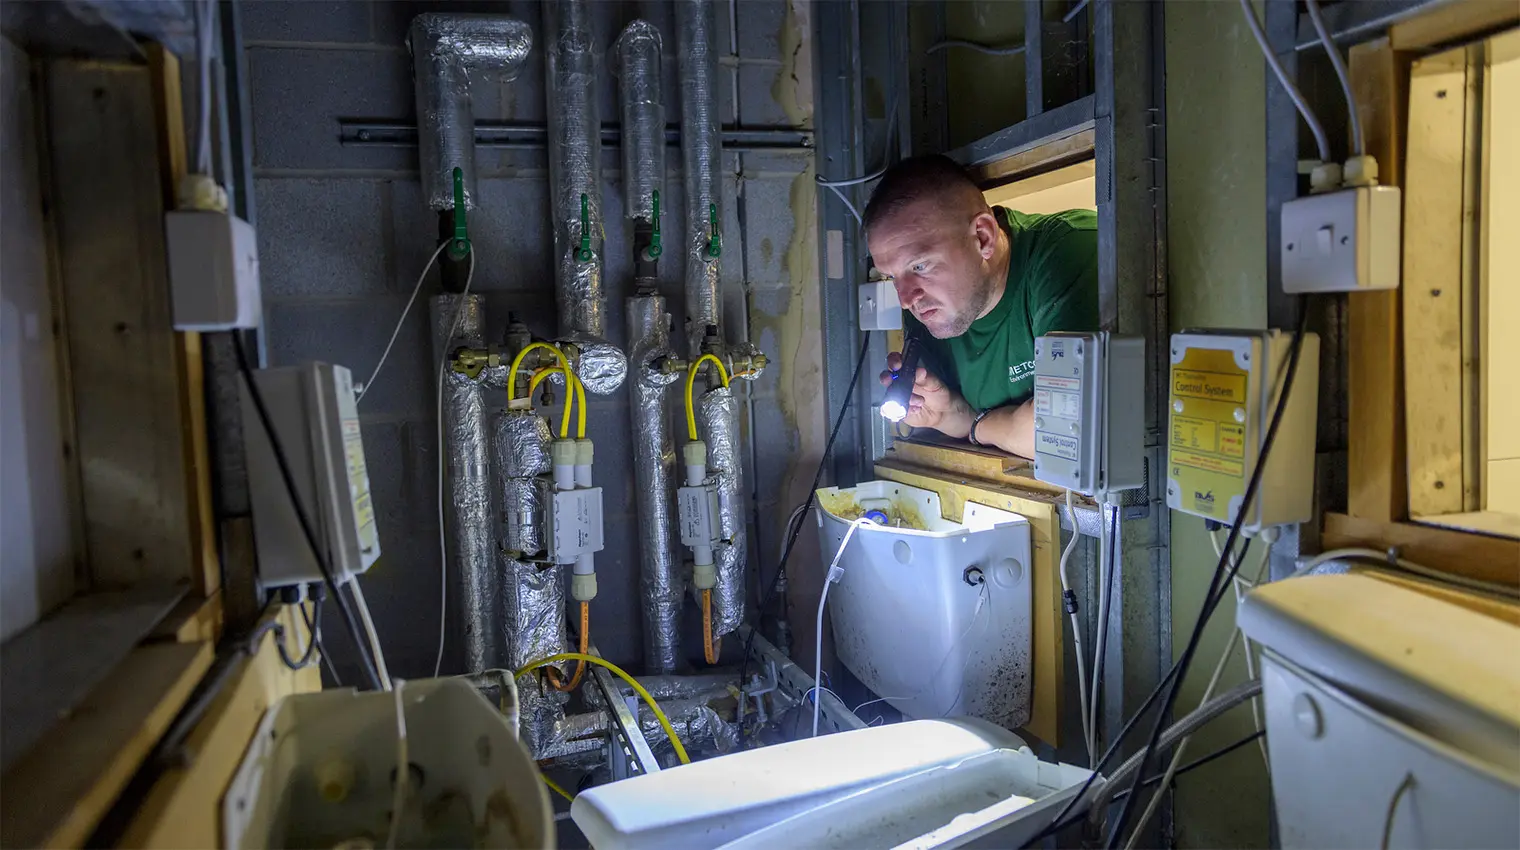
[[1171, 416, 1217, 452], [1172, 369, 1247, 404], [1171, 449, 1244, 477], [1168, 341, 1256, 522]]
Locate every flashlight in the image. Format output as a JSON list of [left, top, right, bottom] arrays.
[[879, 334, 922, 422]]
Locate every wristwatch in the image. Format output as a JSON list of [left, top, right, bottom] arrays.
[[968, 407, 993, 446]]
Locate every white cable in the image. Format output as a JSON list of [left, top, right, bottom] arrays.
[[350, 577, 393, 691], [358, 240, 451, 404], [1304, 0, 1363, 158], [432, 253, 476, 677], [825, 184, 864, 229], [195, 0, 214, 176], [814, 517, 877, 737], [385, 678, 408, 849], [1237, 0, 1333, 164], [1294, 547, 1520, 599], [1124, 531, 1273, 848], [1088, 499, 1111, 758], [1059, 489, 1095, 765]]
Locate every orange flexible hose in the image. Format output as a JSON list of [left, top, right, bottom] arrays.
[[702, 589, 720, 664], [544, 602, 590, 691]]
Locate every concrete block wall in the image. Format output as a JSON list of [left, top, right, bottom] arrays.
[[244, 0, 822, 681]]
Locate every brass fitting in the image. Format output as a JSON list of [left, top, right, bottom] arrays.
[[450, 347, 502, 380], [657, 355, 690, 376], [731, 352, 768, 378]]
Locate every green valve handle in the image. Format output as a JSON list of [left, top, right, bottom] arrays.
[[645, 190, 663, 260], [449, 166, 471, 261], [576, 193, 594, 262], [706, 202, 722, 259]]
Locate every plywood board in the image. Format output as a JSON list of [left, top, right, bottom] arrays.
[[886, 438, 1066, 496], [1322, 512, 1520, 589], [119, 606, 320, 849], [1390, 0, 1520, 51], [1482, 30, 1520, 513], [0, 640, 212, 849], [1347, 40, 1411, 522], [1402, 45, 1473, 516], [0, 585, 186, 774], [875, 462, 1064, 746]]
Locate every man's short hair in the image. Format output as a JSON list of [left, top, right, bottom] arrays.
[[862, 154, 988, 236]]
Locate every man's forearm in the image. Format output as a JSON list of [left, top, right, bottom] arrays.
[[969, 400, 1036, 458]]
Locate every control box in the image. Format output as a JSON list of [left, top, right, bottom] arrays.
[[243, 362, 380, 588], [548, 487, 605, 564], [166, 209, 262, 330], [677, 484, 722, 548], [1166, 330, 1320, 532], [1031, 332, 1145, 497], [1281, 186, 1401, 293]]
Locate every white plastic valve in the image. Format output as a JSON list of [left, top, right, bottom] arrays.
[[683, 440, 708, 487], [693, 560, 717, 591], [571, 567, 598, 601], [551, 439, 577, 491], [574, 438, 594, 489]]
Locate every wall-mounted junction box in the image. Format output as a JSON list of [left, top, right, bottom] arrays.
[[1031, 332, 1145, 498], [1166, 330, 1320, 532], [243, 362, 379, 588], [858, 280, 902, 331], [1281, 186, 1402, 293], [166, 209, 262, 330], [548, 488, 605, 564]]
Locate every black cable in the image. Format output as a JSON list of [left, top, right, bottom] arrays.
[[737, 332, 875, 720], [1036, 729, 1267, 838], [1106, 298, 1312, 848], [233, 334, 384, 691], [1022, 536, 1253, 849], [1109, 730, 1266, 805]]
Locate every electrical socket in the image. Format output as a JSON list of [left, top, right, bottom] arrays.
[[1281, 185, 1402, 293]]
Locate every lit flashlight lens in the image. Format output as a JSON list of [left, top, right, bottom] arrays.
[[880, 399, 907, 421]]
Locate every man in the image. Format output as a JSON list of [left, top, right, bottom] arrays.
[[866, 155, 1098, 458]]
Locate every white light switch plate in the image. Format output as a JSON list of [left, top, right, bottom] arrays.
[[1281, 185, 1402, 293]]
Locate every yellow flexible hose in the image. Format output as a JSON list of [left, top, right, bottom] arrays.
[[508, 341, 571, 403], [684, 354, 731, 441], [527, 368, 587, 439], [541, 774, 574, 802], [516, 652, 691, 764]]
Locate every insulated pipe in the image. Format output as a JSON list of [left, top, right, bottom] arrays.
[[543, 0, 606, 339], [614, 20, 665, 224], [408, 14, 533, 212], [431, 294, 502, 672], [627, 297, 683, 672], [698, 386, 746, 635], [675, 0, 725, 356]]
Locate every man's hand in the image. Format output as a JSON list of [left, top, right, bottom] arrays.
[[880, 351, 975, 438]]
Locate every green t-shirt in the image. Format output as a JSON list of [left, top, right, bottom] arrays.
[[906, 207, 1099, 412]]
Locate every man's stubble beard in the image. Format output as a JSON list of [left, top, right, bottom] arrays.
[[929, 271, 996, 339]]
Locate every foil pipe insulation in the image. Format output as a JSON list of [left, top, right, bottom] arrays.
[[675, 0, 725, 357], [698, 385, 746, 635], [492, 411, 552, 557], [543, 0, 606, 340], [613, 20, 665, 223], [407, 14, 533, 211], [503, 555, 569, 675], [627, 296, 683, 673], [431, 294, 505, 674], [469, 339, 628, 397], [541, 699, 739, 762]]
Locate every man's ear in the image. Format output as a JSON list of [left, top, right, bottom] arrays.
[[971, 209, 999, 260]]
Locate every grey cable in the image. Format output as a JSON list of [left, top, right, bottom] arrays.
[[1063, 0, 1091, 24], [926, 39, 1026, 56], [1088, 679, 1265, 822], [1305, 0, 1364, 157], [1237, 0, 1333, 163]]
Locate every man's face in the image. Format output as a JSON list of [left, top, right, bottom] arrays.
[[867, 199, 998, 339]]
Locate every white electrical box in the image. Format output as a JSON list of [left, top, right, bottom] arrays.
[[677, 484, 722, 547], [1166, 330, 1320, 532], [243, 362, 380, 588], [1281, 186, 1402, 293], [548, 488, 605, 564], [858, 280, 902, 331], [166, 209, 262, 330], [1031, 332, 1145, 497]]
